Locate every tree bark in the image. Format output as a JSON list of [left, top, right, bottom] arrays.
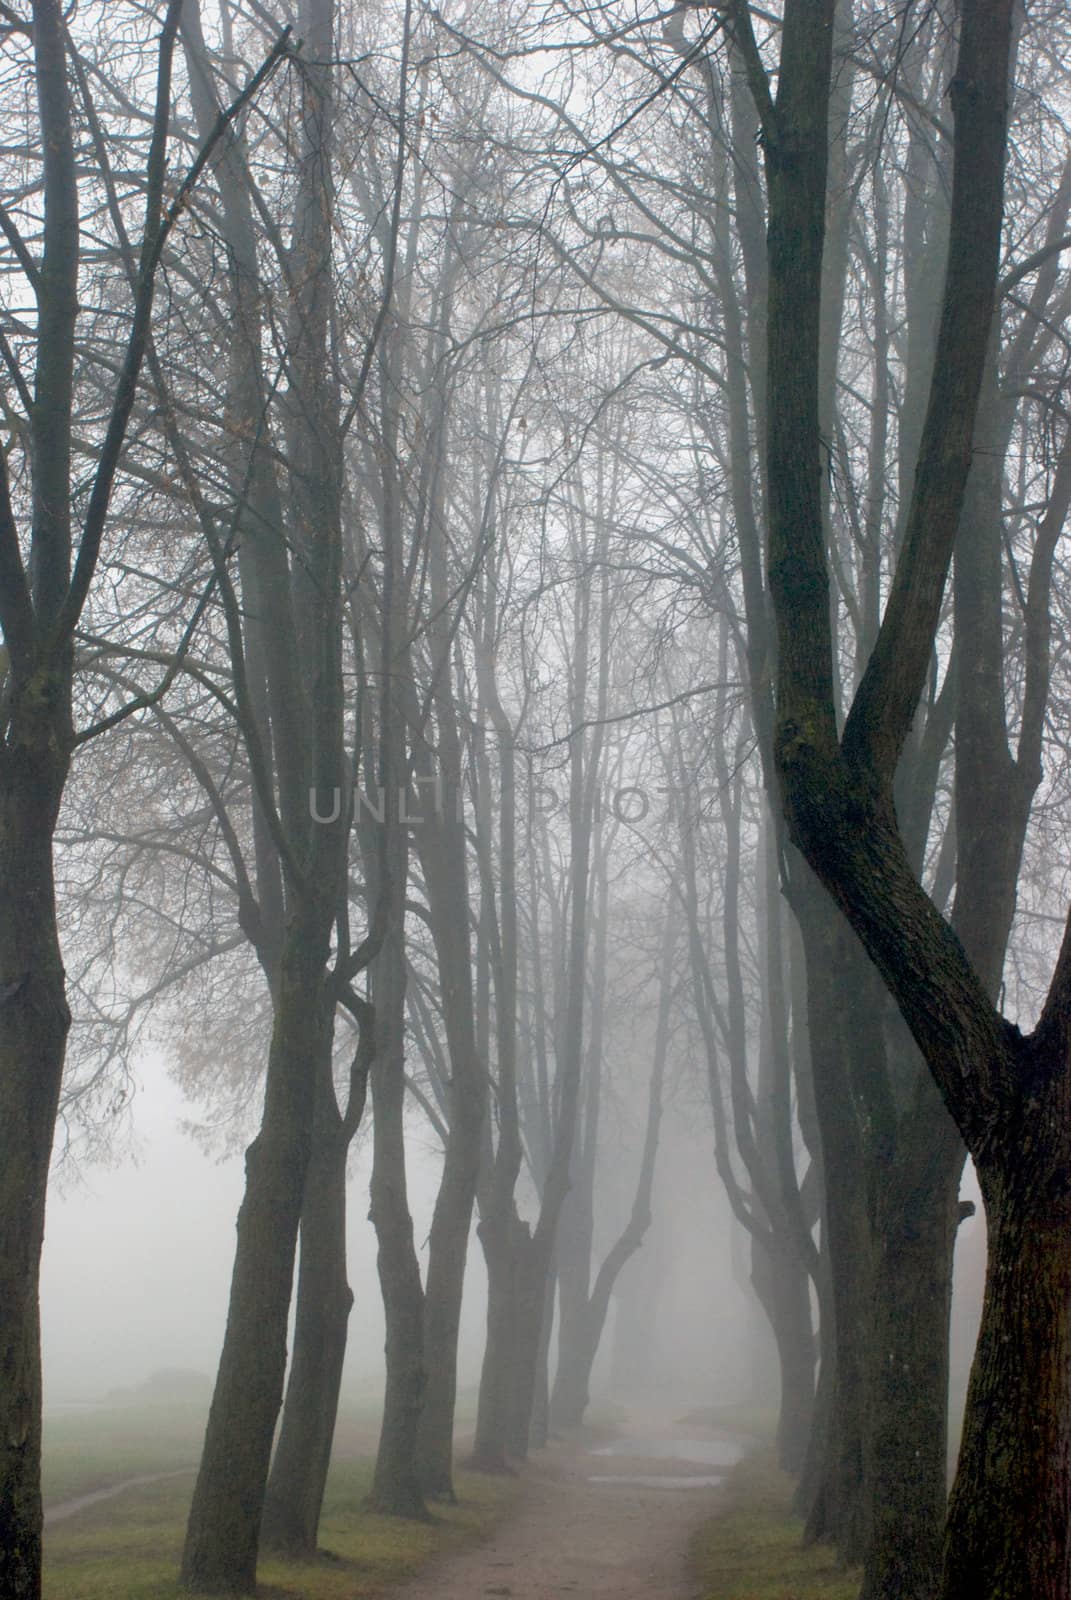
[[180, 943, 334, 1593], [470, 1210, 526, 1472], [180, 0, 349, 1581], [414, 807, 486, 1500], [752, 1231, 816, 1476], [943, 1121, 1071, 1600], [529, 1258, 557, 1452], [549, 900, 673, 1430], [861, 1101, 963, 1600], [790, 874, 873, 1560], [0, 5, 184, 1591], [260, 1051, 358, 1557], [746, 1, 1059, 1593], [367, 927, 428, 1519], [0, 741, 70, 1600]]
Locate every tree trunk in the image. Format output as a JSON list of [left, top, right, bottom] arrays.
[[505, 1242, 545, 1459], [610, 1239, 664, 1394], [793, 880, 873, 1560], [261, 1060, 353, 1557], [180, 937, 332, 1594], [796, 1323, 835, 1521], [550, 1199, 593, 1429], [529, 1261, 557, 1451], [942, 1119, 1071, 1600], [0, 746, 70, 1600], [414, 811, 486, 1500], [367, 914, 427, 1519], [548, 1308, 594, 1431], [470, 1212, 525, 1472], [753, 1233, 816, 1476], [550, 848, 608, 1431], [418, 1147, 479, 1500], [861, 1097, 963, 1600]]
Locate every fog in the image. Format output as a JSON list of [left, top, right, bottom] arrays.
[[41, 1051, 764, 1418], [6, 2, 1061, 1593], [42, 1048, 984, 1441]]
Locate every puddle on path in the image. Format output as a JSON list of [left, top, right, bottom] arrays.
[[588, 1472, 727, 1489], [586, 1433, 742, 1489], [591, 1436, 742, 1467]]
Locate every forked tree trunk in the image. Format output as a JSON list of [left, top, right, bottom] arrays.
[[752, 4, 1061, 1593]]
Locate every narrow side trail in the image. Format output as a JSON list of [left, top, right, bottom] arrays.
[[43, 1468, 196, 1526], [389, 1417, 741, 1600]]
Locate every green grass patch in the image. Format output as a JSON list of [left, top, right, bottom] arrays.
[[43, 1395, 388, 1506], [44, 1459, 518, 1600], [691, 1449, 861, 1600], [43, 1404, 209, 1504]]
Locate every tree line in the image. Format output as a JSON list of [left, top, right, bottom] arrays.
[[1, 3, 1069, 1600]]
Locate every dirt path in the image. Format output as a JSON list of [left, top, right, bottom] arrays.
[[388, 1422, 738, 1600], [43, 1467, 196, 1526]]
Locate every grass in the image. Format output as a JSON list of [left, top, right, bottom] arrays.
[[44, 1462, 517, 1600], [42, 1401, 519, 1600], [691, 1449, 861, 1600], [43, 1403, 209, 1504]]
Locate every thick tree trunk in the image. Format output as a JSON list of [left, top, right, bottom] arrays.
[[261, 1061, 353, 1557], [941, 1125, 1071, 1600], [0, 748, 70, 1600], [861, 1103, 963, 1600], [180, 935, 332, 1594]]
